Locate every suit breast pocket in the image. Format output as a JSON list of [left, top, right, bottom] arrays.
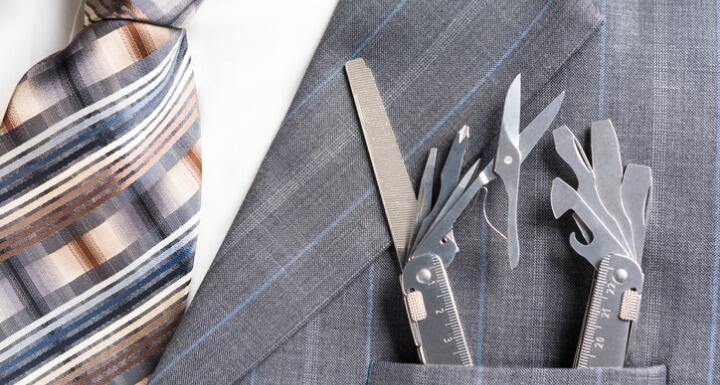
[[368, 361, 667, 385]]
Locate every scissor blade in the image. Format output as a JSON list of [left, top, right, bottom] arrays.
[[519, 91, 565, 162], [346, 58, 417, 267], [493, 75, 523, 268], [494, 76, 564, 269], [502, 74, 522, 149]]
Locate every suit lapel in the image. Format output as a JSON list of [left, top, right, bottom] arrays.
[[153, 1, 602, 383]]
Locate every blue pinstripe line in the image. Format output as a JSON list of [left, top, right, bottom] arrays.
[[405, 0, 557, 160], [249, 368, 257, 385], [474, 190, 489, 385], [364, 263, 375, 380], [364, 361, 374, 385], [282, 0, 409, 124], [596, 367, 604, 385], [149, 190, 372, 384], [150, 1, 556, 381], [598, 0, 607, 120], [709, 2, 720, 383]]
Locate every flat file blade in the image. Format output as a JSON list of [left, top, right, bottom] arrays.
[[345, 58, 417, 266]]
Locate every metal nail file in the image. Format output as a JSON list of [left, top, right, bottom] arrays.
[[345, 58, 472, 365], [345, 58, 417, 266]]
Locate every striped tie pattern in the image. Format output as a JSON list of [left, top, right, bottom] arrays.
[[0, 1, 201, 384]]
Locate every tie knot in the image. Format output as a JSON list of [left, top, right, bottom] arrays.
[[83, 0, 202, 28]]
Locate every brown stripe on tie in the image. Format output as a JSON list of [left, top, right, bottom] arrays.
[[0, 83, 196, 231], [124, 23, 151, 59], [0, 82, 197, 238], [0, 82, 197, 237], [0, 105, 199, 260], [56, 301, 185, 385], [0, 2, 201, 384]]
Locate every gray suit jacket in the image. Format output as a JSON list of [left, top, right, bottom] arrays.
[[151, 1, 716, 384]]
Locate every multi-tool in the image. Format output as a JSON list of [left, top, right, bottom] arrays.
[[345, 58, 564, 366], [550, 120, 653, 368]]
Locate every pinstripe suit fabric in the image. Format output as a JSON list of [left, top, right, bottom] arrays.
[[0, 1, 201, 384], [152, 0, 719, 384]]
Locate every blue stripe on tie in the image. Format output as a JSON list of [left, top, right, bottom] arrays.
[[282, 0, 409, 124], [150, 1, 556, 381], [0, 48, 187, 195], [598, 0, 607, 120], [364, 263, 375, 378], [0, 227, 196, 364], [0, 246, 193, 378], [596, 367, 604, 385], [709, 1, 720, 382]]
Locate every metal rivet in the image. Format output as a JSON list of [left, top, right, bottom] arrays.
[[416, 268, 432, 284], [614, 268, 628, 283], [503, 155, 513, 165]]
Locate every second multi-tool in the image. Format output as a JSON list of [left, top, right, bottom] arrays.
[[345, 58, 564, 365], [551, 120, 653, 368]]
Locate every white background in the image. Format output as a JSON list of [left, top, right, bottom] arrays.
[[0, 0, 338, 301]]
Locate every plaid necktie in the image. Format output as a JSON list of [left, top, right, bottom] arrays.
[[0, 1, 202, 384]]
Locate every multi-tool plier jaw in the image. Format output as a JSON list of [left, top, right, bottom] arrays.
[[551, 120, 652, 368]]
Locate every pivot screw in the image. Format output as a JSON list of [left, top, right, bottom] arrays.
[[614, 268, 628, 283], [416, 268, 432, 284]]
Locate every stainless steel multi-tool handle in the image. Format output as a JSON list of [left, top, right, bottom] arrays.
[[400, 254, 472, 366], [575, 254, 644, 368]]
